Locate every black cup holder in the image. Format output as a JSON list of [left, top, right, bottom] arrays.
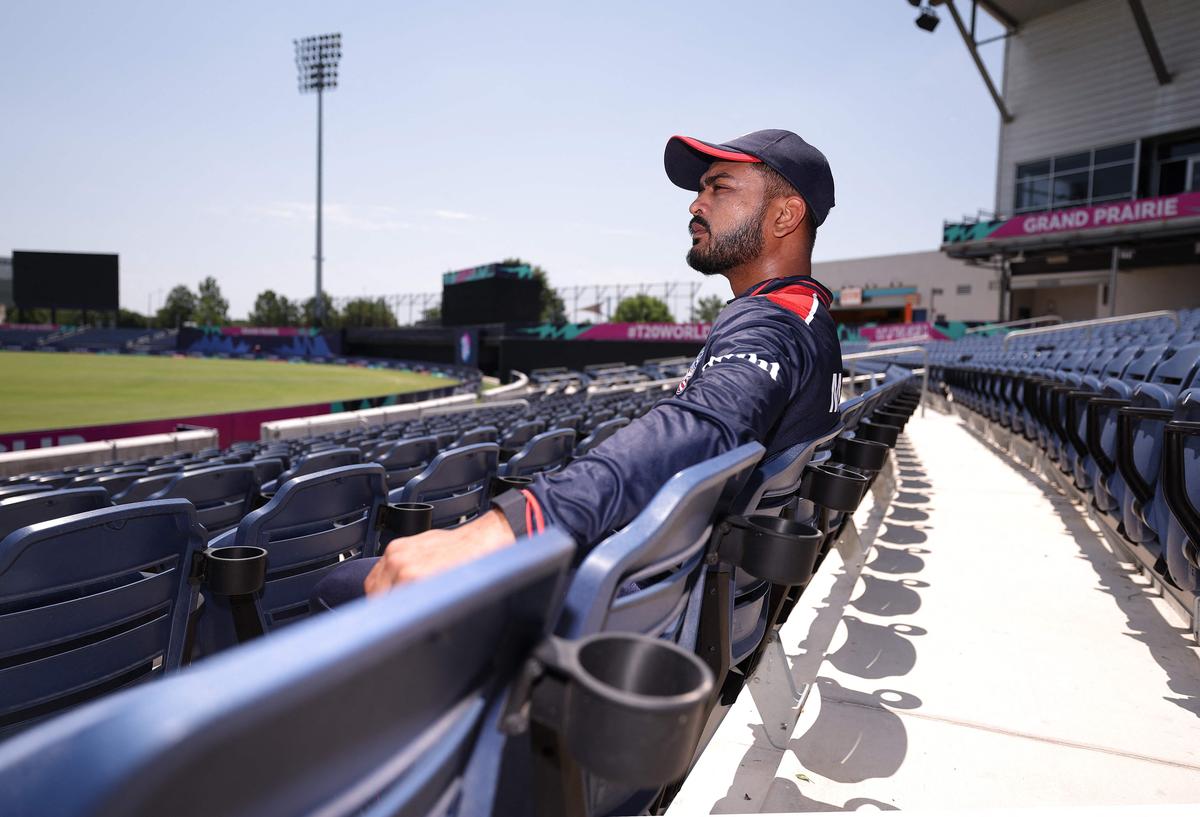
[[505, 632, 713, 788], [490, 475, 534, 497], [802, 463, 869, 513], [379, 502, 434, 541], [716, 514, 823, 586], [203, 546, 268, 596], [833, 436, 890, 472], [872, 410, 908, 430], [856, 420, 900, 448]]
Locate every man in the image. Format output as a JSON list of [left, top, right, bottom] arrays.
[[315, 129, 843, 602]]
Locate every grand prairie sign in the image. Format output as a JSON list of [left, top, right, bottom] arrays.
[[943, 192, 1200, 245]]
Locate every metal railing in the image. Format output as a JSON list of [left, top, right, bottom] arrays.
[[965, 314, 1062, 335], [842, 345, 928, 416], [1001, 309, 1179, 350]]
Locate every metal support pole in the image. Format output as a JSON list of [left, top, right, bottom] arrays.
[[1108, 245, 1120, 317], [1127, 0, 1172, 85], [315, 84, 324, 326], [945, 0, 1014, 123]]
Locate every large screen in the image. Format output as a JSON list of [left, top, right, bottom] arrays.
[[12, 251, 119, 311], [442, 276, 543, 326]]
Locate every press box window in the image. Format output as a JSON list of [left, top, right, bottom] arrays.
[[1013, 142, 1136, 213]]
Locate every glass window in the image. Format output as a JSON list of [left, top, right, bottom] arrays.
[[1015, 178, 1050, 211], [1157, 139, 1200, 160], [1091, 164, 1134, 199], [1158, 160, 1188, 196], [1095, 143, 1135, 164], [1054, 152, 1090, 172], [956, 284, 972, 296], [1017, 160, 1051, 179], [1051, 171, 1089, 206]]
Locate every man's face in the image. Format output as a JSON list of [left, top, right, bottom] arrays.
[[686, 161, 769, 276]]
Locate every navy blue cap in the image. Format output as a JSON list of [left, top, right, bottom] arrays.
[[664, 129, 836, 226]]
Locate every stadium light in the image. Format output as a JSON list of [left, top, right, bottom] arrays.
[[294, 33, 342, 326], [915, 4, 940, 32]]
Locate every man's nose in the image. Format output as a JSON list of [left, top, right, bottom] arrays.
[[689, 196, 704, 216]]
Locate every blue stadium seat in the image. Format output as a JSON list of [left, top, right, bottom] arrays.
[[0, 529, 576, 816], [0, 484, 54, 501], [0, 487, 111, 541], [391, 443, 499, 529], [371, 435, 439, 489], [0, 499, 205, 735], [147, 464, 260, 538], [500, 429, 576, 478], [197, 464, 389, 653], [260, 447, 361, 495], [574, 417, 630, 458]]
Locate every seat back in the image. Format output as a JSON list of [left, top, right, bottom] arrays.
[[454, 425, 499, 447], [150, 464, 260, 538], [500, 420, 543, 452], [556, 442, 764, 640], [372, 435, 439, 488], [249, 457, 286, 485], [0, 484, 54, 501], [113, 473, 177, 504], [0, 488, 112, 541], [208, 464, 389, 637], [574, 417, 630, 458], [268, 447, 362, 492], [0, 530, 575, 817], [501, 429, 577, 478], [395, 443, 499, 529], [0, 500, 204, 734]]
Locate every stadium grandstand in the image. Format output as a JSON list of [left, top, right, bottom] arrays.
[[2, 1, 1200, 815]]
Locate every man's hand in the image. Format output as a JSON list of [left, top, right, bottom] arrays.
[[363, 509, 517, 595]]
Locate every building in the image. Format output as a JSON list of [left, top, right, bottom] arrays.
[[940, 0, 1200, 322], [0, 256, 12, 324], [814, 250, 1000, 326]]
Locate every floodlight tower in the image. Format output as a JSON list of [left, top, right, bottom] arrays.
[[294, 33, 341, 326]]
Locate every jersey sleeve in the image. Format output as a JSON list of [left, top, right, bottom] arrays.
[[525, 301, 813, 548]]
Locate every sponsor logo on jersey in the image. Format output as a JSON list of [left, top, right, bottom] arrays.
[[701, 351, 781, 381]]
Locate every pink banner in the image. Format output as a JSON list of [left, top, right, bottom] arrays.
[[578, 323, 713, 342], [0, 403, 333, 454], [990, 192, 1200, 239], [859, 322, 947, 343], [217, 326, 312, 337]]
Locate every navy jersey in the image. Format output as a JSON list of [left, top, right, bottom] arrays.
[[511, 274, 843, 549]]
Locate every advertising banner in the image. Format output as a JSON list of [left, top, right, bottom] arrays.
[[519, 322, 713, 342], [858, 322, 948, 343]]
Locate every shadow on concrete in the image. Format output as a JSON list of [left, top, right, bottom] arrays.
[[879, 523, 929, 545], [887, 506, 930, 523], [789, 677, 922, 784], [850, 575, 928, 617], [894, 491, 931, 505], [867, 545, 928, 575], [828, 616, 926, 679]]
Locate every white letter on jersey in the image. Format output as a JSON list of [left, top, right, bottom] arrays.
[[701, 352, 781, 382], [829, 372, 843, 412]]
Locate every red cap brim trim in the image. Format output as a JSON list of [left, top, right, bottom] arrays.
[[673, 135, 762, 164]]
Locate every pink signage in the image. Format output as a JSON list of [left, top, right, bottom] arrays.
[[578, 323, 713, 342], [990, 192, 1200, 239], [218, 326, 311, 337], [859, 322, 947, 343]]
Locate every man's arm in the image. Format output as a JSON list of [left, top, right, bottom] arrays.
[[366, 305, 814, 592]]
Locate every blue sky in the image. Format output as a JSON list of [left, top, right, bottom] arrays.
[[1, 1, 1005, 320]]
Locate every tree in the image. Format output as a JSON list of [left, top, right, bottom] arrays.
[[613, 294, 673, 323], [341, 297, 399, 328], [194, 277, 230, 326], [156, 285, 197, 328], [248, 290, 301, 327], [302, 291, 340, 328], [117, 308, 150, 328], [501, 257, 566, 324], [419, 305, 441, 325], [693, 294, 726, 323]]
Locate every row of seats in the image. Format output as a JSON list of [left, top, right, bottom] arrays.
[[932, 308, 1200, 611], [0, 361, 923, 813]]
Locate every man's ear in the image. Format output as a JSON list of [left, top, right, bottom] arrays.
[[772, 195, 809, 238]]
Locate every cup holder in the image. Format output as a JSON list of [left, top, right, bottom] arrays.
[[490, 475, 534, 497], [856, 420, 900, 448], [511, 633, 713, 788], [203, 545, 268, 596], [802, 463, 869, 513], [872, 410, 908, 430], [833, 436, 890, 472], [716, 515, 823, 586], [380, 502, 434, 540]]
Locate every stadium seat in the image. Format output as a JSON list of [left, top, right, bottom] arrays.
[[0, 499, 206, 735], [196, 464, 389, 653], [0, 487, 111, 541], [260, 447, 361, 496], [0, 530, 576, 816], [574, 417, 630, 458], [111, 473, 178, 504], [0, 484, 54, 501], [371, 435, 439, 489], [499, 429, 576, 478], [146, 464, 260, 539], [390, 443, 499, 529]]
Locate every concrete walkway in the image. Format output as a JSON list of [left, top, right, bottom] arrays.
[[669, 408, 1200, 814]]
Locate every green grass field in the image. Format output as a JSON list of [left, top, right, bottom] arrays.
[[0, 352, 457, 433]]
